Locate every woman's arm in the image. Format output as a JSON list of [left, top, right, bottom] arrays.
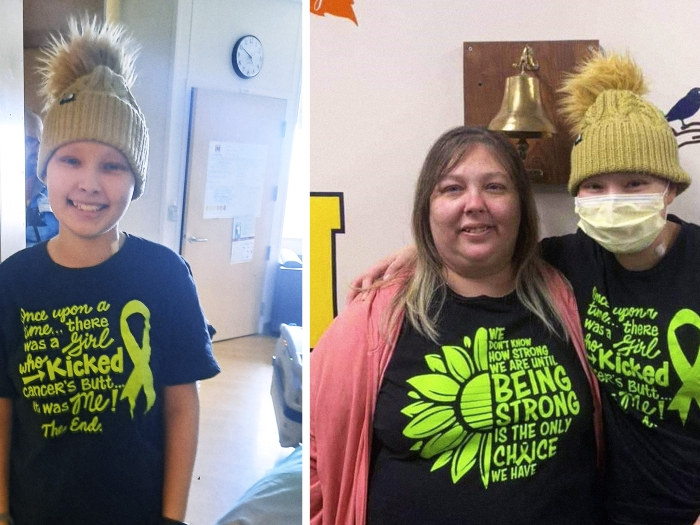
[[0, 398, 11, 518], [162, 383, 199, 522], [309, 398, 322, 524]]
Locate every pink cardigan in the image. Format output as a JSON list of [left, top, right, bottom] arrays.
[[310, 266, 603, 525]]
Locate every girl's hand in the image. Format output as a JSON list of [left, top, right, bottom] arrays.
[[346, 245, 417, 303]]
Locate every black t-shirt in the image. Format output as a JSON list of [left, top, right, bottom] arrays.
[[367, 288, 601, 525], [541, 215, 700, 525], [0, 235, 220, 525]]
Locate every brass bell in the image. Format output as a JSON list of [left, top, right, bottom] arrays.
[[488, 46, 556, 160]]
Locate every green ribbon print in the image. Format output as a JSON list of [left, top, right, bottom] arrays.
[[17, 298, 159, 438], [119, 300, 156, 417], [401, 327, 578, 488], [667, 309, 700, 425], [582, 286, 700, 428]]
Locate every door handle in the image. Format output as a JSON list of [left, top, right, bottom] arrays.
[[188, 236, 208, 243]]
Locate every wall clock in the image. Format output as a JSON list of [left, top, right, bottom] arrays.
[[232, 35, 264, 79]]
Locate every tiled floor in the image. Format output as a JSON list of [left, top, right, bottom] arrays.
[[185, 335, 291, 525]]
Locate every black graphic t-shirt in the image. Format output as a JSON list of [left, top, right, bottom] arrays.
[[0, 235, 220, 525], [367, 289, 600, 525], [541, 215, 700, 525]]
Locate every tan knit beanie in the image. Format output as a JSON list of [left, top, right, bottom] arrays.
[[37, 17, 149, 199], [559, 50, 690, 195]]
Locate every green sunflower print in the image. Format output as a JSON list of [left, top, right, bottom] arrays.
[[401, 327, 494, 487]]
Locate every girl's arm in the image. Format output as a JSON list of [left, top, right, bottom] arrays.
[[0, 398, 11, 518], [347, 245, 417, 303], [162, 383, 199, 522]]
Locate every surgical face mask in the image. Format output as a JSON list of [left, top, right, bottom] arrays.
[[574, 188, 668, 254]]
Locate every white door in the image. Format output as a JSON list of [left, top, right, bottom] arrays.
[[181, 88, 287, 341]]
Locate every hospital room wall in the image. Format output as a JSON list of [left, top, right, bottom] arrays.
[[116, 0, 302, 256]]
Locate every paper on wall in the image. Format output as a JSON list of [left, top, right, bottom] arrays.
[[231, 215, 256, 264], [203, 141, 268, 219]]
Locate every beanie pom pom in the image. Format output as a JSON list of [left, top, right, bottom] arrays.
[[38, 16, 138, 111], [558, 50, 648, 136]]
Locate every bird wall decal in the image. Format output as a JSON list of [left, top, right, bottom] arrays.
[[666, 87, 700, 128]]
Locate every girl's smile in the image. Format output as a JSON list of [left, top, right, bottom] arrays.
[[45, 141, 135, 265]]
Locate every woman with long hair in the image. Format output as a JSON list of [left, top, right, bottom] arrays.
[[311, 127, 603, 525]]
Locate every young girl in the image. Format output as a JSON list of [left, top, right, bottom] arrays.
[[0, 18, 219, 525]]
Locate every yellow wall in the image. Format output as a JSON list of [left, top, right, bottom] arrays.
[[310, 193, 344, 347]]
